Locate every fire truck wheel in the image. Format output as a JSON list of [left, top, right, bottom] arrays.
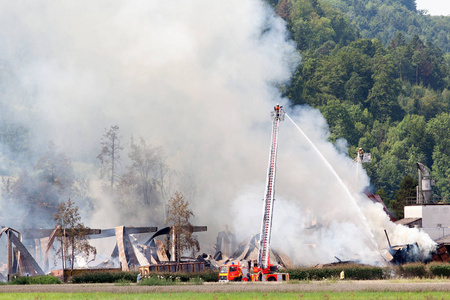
[[234, 277, 242, 282], [267, 276, 276, 281]]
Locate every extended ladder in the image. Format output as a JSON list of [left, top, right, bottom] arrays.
[[258, 105, 284, 270]]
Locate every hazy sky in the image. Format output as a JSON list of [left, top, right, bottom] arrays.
[[416, 0, 450, 16]]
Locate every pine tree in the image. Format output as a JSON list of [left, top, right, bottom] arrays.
[[97, 125, 123, 192]]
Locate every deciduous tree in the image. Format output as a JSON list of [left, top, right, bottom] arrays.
[[54, 199, 96, 275], [165, 192, 199, 268], [116, 137, 174, 224]]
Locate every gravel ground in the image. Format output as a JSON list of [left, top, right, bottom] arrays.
[[1, 280, 450, 293]]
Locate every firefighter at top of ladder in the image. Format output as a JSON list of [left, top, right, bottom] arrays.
[[272, 104, 284, 121]]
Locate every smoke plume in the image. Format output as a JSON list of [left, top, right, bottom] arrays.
[[0, 1, 435, 266]]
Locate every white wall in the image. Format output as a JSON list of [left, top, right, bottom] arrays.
[[404, 205, 423, 218], [405, 205, 450, 240], [422, 205, 450, 228]]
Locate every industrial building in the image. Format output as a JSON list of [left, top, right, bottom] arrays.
[[396, 163, 450, 254]]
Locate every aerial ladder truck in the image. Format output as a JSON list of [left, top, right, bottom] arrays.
[[219, 105, 289, 282]]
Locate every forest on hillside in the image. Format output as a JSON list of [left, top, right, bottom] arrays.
[[269, 0, 450, 218], [324, 0, 450, 53]]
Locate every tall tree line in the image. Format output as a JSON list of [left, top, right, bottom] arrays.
[[269, 0, 450, 217]]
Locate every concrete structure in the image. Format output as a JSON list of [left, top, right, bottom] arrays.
[[404, 204, 450, 240]]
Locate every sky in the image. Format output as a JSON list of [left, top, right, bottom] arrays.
[[416, 0, 450, 16]]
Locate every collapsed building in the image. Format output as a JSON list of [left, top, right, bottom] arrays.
[[0, 219, 296, 282], [0, 225, 208, 281], [215, 225, 237, 258], [2, 162, 449, 280]]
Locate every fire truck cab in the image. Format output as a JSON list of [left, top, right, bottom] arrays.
[[251, 263, 289, 282], [218, 263, 245, 282], [219, 261, 288, 283]]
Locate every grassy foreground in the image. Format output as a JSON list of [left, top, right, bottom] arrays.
[[1, 292, 449, 299]]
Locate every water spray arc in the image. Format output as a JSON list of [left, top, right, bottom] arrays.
[[284, 113, 379, 252]]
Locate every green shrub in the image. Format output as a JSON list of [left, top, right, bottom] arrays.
[[429, 264, 450, 277], [140, 271, 218, 283], [114, 279, 132, 286], [198, 271, 219, 282], [189, 277, 203, 285], [9, 276, 31, 285], [71, 271, 139, 283], [286, 269, 309, 280], [10, 275, 61, 285], [139, 276, 176, 286], [138, 272, 213, 285], [343, 266, 383, 280], [308, 268, 341, 280], [286, 265, 383, 281], [400, 263, 428, 278]]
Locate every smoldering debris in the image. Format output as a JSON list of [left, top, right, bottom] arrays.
[[383, 229, 449, 265], [213, 233, 294, 269]]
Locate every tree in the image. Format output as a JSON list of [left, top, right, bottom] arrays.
[[366, 54, 403, 121], [54, 199, 96, 275], [391, 175, 417, 219], [0, 142, 81, 228], [275, 0, 293, 21], [128, 137, 172, 206], [165, 192, 200, 268], [116, 137, 174, 224], [97, 125, 123, 192], [35, 141, 75, 192], [319, 99, 358, 144], [427, 113, 450, 199]]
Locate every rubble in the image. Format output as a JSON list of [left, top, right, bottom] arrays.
[[213, 234, 294, 269]]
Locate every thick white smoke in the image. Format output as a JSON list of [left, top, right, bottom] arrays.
[[0, 1, 435, 266]]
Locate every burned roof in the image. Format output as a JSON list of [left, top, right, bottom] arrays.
[[435, 235, 450, 245], [394, 218, 422, 227]]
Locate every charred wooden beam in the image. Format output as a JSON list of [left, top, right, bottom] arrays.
[[191, 226, 207, 232], [115, 226, 140, 271], [7, 229, 44, 276], [143, 225, 207, 246], [90, 227, 158, 239], [6, 230, 12, 278], [22, 226, 158, 240], [22, 228, 102, 239]]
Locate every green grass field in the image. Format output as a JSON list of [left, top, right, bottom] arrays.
[[1, 292, 449, 300]]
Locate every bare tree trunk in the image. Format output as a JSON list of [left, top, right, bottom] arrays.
[[71, 238, 75, 276], [62, 228, 66, 270], [111, 135, 115, 192], [177, 216, 181, 271]]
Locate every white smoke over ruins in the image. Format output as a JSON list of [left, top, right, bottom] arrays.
[[0, 1, 435, 266]]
